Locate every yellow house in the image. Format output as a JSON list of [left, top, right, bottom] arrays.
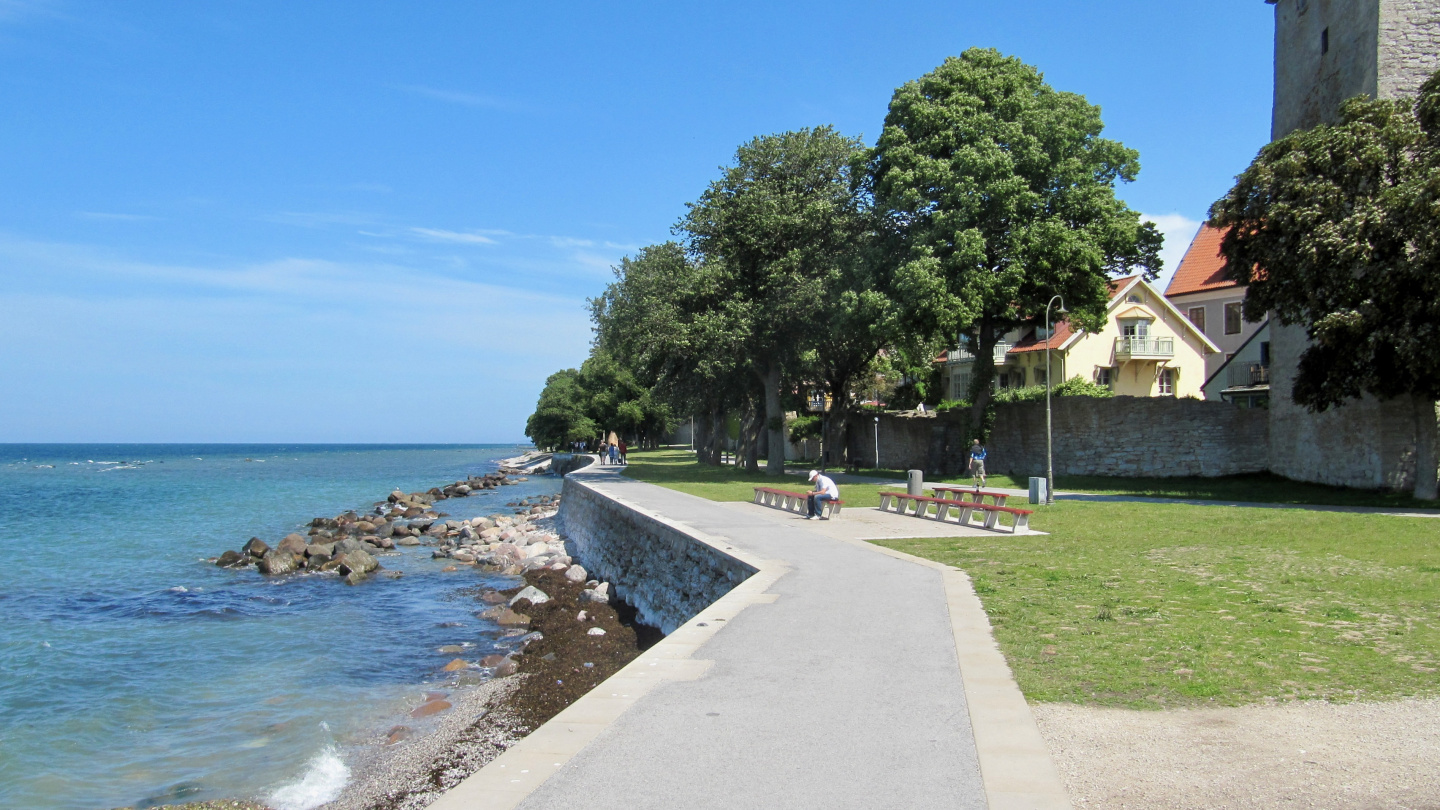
[[938, 275, 1219, 399]]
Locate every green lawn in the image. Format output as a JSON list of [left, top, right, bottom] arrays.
[[1052, 472, 1437, 510], [623, 448, 1440, 708]]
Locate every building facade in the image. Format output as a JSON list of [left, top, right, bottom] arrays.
[[1165, 224, 1268, 385], [938, 276, 1217, 401]]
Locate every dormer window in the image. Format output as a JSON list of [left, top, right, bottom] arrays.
[[1126, 294, 1142, 304], [1036, 325, 1050, 340]]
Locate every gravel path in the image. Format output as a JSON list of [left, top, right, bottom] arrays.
[[1034, 699, 1440, 808]]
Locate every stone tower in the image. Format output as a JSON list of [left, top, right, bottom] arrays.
[[1264, 0, 1440, 495]]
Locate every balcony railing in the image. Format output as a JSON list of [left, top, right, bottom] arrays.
[[1227, 363, 1270, 388], [947, 342, 1012, 365], [1114, 336, 1174, 359]]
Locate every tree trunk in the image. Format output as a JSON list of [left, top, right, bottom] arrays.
[[710, 406, 727, 465], [968, 319, 998, 441], [825, 375, 851, 468], [740, 399, 762, 473], [763, 363, 786, 476], [1414, 395, 1439, 501]]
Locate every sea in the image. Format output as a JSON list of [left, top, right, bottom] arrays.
[[0, 444, 561, 810]]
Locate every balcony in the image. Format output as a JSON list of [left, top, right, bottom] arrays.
[[947, 342, 1012, 366], [1114, 336, 1174, 359], [1227, 363, 1270, 388]]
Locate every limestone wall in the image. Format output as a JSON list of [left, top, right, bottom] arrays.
[[1379, 0, 1440, 99], [847, 398, 1269, 479], [557, 472, 757, 634]]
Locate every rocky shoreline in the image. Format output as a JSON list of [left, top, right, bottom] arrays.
[[157, 451, 656, 810]]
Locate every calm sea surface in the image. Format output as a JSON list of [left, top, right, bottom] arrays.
[[0, 444, 559, 810]]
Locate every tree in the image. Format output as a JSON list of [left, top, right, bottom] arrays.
[[590, 242, 750, 464], [524, 369, 596, 450], [682, 126, 870, 475], [866, 49, 1161, 435], [1209, 71, 1440, 499]]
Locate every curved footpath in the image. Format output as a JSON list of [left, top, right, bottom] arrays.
[[428, 462, 1069, 810]]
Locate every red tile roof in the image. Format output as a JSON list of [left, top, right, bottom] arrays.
[[1165, 224, 1239, 297], [1008, 322, 1076, 354]]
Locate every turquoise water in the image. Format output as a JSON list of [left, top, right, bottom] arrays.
[[0, 444, 558, 810]]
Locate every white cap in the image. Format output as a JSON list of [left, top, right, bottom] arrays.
[[808, 469, 819, 480]]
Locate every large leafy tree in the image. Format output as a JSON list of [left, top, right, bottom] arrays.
[[590, 242, 749, 464], [866, 48, 1161, 432], [1209, 71, 1440, 499], [524, 369, 597, 450], [682, 126, 870, 475]]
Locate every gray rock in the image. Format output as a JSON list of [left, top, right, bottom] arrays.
[[276, 534, 307, 556], [258, 550, 298, 576], [305, 553, 332, 568], [564, 564, 588, 583], [397, 536, 421, 546], [587, 627, 606, 636], [242, 537, 270, 558], [333, 538, 362, 555], [215, 550, 245, 568], [336, 549, 379, 576], [306, 543, 335, 557], [509, 585, 550, 607]]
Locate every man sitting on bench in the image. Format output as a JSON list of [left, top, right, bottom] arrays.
[[806, 469, 839, 520]]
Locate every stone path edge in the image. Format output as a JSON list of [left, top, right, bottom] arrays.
[[822, 532, 1072, 810], [426, 477, 789, 810]]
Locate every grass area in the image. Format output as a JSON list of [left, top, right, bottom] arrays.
[[624, 447, 1440, 708], [620, 448, 923, 507], [879, 504, 1440, 708]]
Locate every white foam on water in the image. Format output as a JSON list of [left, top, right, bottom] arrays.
[[267, 746, 350, 810]]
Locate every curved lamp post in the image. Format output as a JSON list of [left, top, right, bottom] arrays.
[[1045, 295, 1067, 506]]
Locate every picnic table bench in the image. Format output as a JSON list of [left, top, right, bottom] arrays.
[[929, 485, 1012, 507], [877, 491, 1033, 534], [752, 486, 843, 518]]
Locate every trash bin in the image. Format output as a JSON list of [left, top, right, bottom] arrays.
[[907, 470, 924, 496], [1028, 477, 1048, 505]]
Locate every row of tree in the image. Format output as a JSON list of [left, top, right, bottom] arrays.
[[527, 48, 1162, 473]]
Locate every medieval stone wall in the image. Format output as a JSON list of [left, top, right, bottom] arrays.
[[847, 398, 1269, 479]]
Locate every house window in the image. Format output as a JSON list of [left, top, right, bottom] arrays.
[[1096, 367, 1112, 388], [1259, 341, 1271, 367], [952, 372, 970, 401], [1035, 369, 1047, 387], [1187, 306, 1206, 335], [1158, 368, 1175, 396], [1224, 302, 1243, 335], [1127, 294, 1142, 304]]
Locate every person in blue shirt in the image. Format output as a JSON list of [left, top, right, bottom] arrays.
[[969, 438, 987, 488]]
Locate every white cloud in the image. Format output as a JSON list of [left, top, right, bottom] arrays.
[[1143, 213, 1204, 291], [389, 83, 510, 109], [77, 211, 160, 222], [409, 227, 500, 245]]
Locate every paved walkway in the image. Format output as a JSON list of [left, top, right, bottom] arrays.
[[431, 464, 1068, 810]]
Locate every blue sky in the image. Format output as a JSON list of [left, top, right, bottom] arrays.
[[0, 0, 1277, 442]]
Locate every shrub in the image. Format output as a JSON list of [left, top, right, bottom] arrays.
[[788, 414, 822, 442], [993, 376, 1115, 404]]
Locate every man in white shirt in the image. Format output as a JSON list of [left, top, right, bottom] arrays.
[[806, 469, 840, 520]]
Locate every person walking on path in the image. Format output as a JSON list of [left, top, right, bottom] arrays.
[[618, 439, 628, 465], [969, 439, 987, 489], [608, 442, 620, 465], [806, 469, 840, 520], [598, 441, 609, 464]]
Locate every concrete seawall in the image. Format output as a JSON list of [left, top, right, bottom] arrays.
[[557, 465, 759, 634]]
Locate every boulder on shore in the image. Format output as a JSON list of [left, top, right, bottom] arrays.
[[336, 549, 379, 576], [509, 585, 550, 607], [215, 550, 246, 568], [258, 550, 298, 575], [276, 534, 307, 556], [242, 537, 270, 558]]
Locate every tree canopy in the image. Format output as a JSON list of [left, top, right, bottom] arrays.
[[866, 48, 1161, 427], [1209, 70, 1440, 499]]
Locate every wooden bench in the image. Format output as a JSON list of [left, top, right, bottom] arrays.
[[930, 485, 1012, 508], [752, 486, 843, 518], [877, 492, 1033, 534]]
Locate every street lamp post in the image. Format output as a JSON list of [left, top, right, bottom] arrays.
[[1045, 295, 1067, 506], [873, 415, 880, 471]]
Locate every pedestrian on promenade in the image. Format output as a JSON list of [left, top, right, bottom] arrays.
[[806, 469, 840, 520], [969, 438, 987, 489], [598, 441, 608, 464], [608, 442, 619, 465], [618, 439, 628, 465]]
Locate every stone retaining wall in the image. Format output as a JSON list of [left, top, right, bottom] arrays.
[[848, 397, 1270, 479], [558, 470, 757, 634]]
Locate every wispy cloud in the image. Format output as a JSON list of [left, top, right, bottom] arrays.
[[389, 83, 511, 109], [77, 211, 160, 222], [409, 227, 501, 245]]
